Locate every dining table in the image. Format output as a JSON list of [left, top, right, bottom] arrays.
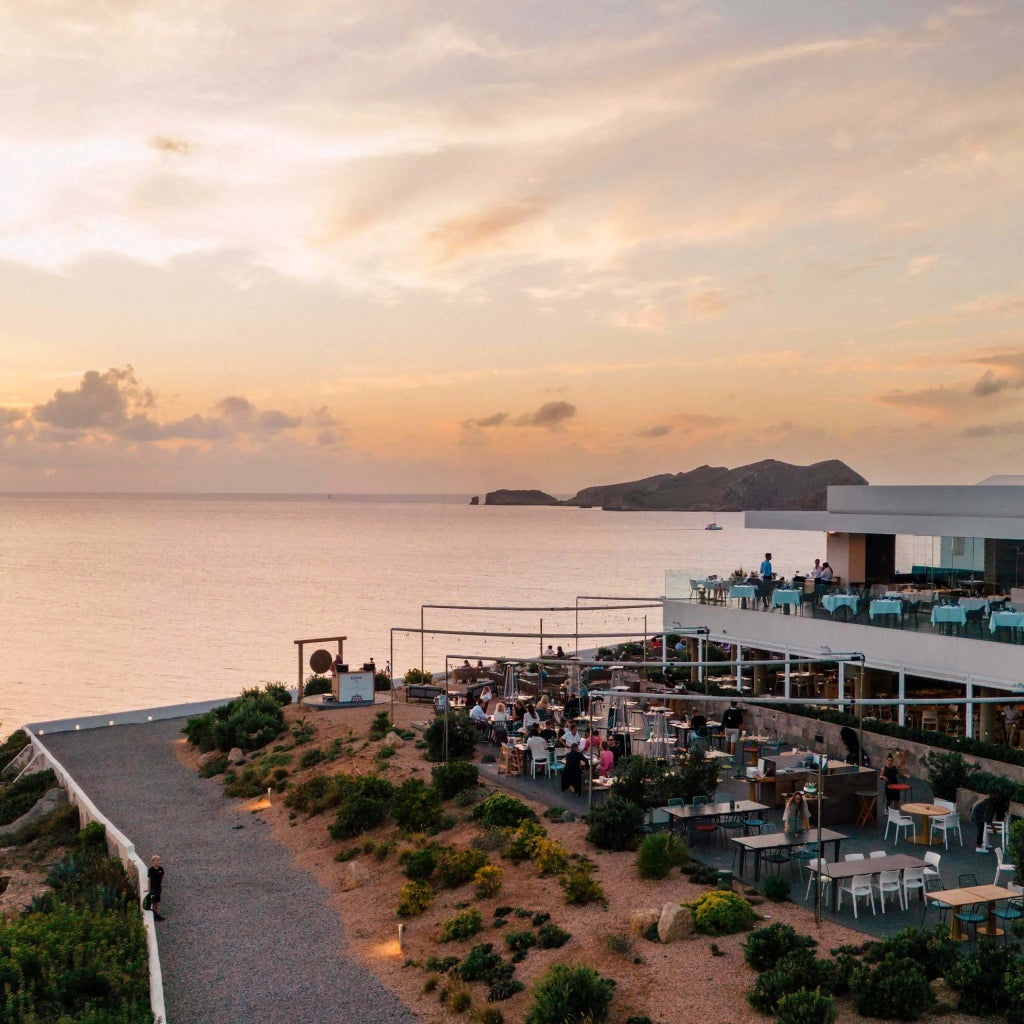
[[900, 802, 949, 845], [732, 828, 847, 882], [661, 799, 768, 837], [771, 589, 801, 614], [990, 610, 1024, 636], [730, 583, 758, 607], [821, 594, 860, 617], [927, 884, 1020, 941], [812, 853, 925, 910], [870, 598, 903, 623], [930, 606, 967, 632]]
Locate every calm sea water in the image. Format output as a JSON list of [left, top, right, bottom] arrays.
[[1, 495, 839, 729]]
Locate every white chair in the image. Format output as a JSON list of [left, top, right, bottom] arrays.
[[930, 810, 963, 849], [874, 868, 906, 913], [804, 857, 830, 902], [869, 850, 888, 859], [885, 806, 914, 844], [838, 872, 876, 918], [994, 846, 1016, 886], [844, 852, 865, 862], [902, 865, 927, 908], [985, 818, 1009, 852], [530, 750, 548, 779], [923, 851, 943, 891]]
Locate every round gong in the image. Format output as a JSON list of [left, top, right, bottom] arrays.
[[309, 648, 333, 674]]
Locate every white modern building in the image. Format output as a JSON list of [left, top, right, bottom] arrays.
[[664, 484, 1024, 743]]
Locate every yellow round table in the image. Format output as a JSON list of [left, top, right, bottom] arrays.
[[901, 802, 948, 845]]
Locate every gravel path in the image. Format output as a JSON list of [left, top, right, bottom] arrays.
[[43, 720, 420, 1024]]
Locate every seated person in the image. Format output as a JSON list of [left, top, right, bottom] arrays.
[[561, 723, 584, 749], [598, 740, 615, 777], [433, 691, 449, 714], [687, 710, 708, 744], [490, 701, 508, 741], [535, 694, 552, 720], [521, 704, 540, 734], [479, 684, 493, 709], [525, 726, 550, 772], [563, 693, 581, 720], [469, 699, 489, 731], [555, 645, 565, 658]]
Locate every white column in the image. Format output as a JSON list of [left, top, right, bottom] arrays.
[[965, 679, 974, 739], [784, 651, 791, 700], [897, 666, 906, 726], [838, 662, 846, 711]]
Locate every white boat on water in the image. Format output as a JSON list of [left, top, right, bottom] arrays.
[[705, 522, 723, 531]]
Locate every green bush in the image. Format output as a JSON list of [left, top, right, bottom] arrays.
[[437, 847, 489, 888], [559, 863, 605, 906], [760, 875, 791, 902], [198, 752, 230, 777], [851, 954, 934, 1021], [304, 674, 333, 696], [610, 753, 718, 809], [474, 865, 504, 898], [298, 748, 326, 769], [1009, 819, 1024, 887], [776, 988, 836, 1024], [946, 941, 1021, 1018], [183, 688, 287, 752], [861, 925, 957, 981], [0, 729, 30, 767], [1005, 955, 1024, 1024], [472, 793, 538, 830], [425, 955, 460, 973], [391, 778, 443, 834], [375, 672, 393, 692], [431, 760, 479, 800], [524, 964, 616, 1024], [921, 750, 978, 801], [439, 908, 484, 943], [636, 832, 689, 879], [585, 798, 645, 851], [328, 795, 389, 839], [424, 713, 480, 761], [0, 769, 58, 826], [488, 977, 525, 1002], [536, 923, 570, 949], [458, 943, 506, 983], [261, 682, 293, 706], [504, 820, 547, 862], [397, 880, 435, 917], [748, 949, 822, 1014], [284, 773, 355, 815], [690, 890, 757, 936], [403, 848, 437, 882], [0, 803, 79, 851], [504, 929, 537, 954], [531, 837, 570, 876], [223, 751, 291, 797], [743, 923, 817, 972]]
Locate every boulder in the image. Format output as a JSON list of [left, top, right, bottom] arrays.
[[383, 731, 404, 748], [629, 908, 661, 937], [340, 860, 370, 892], [560, 811, 578, 824], [227, 747, 245, 765], [198, 751, 224, 771], [0, 788, 68, 838], [658, 902, 695, 943]]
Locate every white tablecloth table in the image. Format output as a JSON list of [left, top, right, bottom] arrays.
[[869, 599, 903, 621], [931, 606, 967, 628], [730, 584, 757, 601], [990, 611, 1024, 634], [958, 598, 990, 613], [771, 589, 801, 610], [822, 594, 860, 616]]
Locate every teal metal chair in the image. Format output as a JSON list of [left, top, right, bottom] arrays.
[[759, 824, 792, 875], [954, 873, 987, 942]]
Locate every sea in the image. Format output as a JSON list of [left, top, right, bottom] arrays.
[[1, 493, 869, 731]]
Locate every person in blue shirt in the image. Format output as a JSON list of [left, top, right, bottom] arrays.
[[759, 553, 773, 609]]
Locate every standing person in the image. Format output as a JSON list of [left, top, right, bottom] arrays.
[[722, 700, 744, 754], [598, 740, 615, 777], [147, 855, 165, 921], [759, 553, 774, 610], [880, 754, 901, 809], [820, 562, 834, 582], [783, 792, 810, 834], [561, 743, 585, 794], [809, 559, 823, 579]]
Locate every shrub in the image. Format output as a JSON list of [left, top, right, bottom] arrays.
[[477, 1008, 505, 1024], [504, 820, 547, 862], [743, 923, 817, 972], [1005, 955, 1024, 1024], [458, 943, 509, 984], [261, 682, 292, 706], [760, 875, 791, 902], [439, 908, 484, 943], [524, 964, 616, 1024], [488, 977, 525, 1002], [536, 923, 570, 949], [198, 752, 230, 777], [504, 929, 537, 954], [690, 890, 757, 936], [0, 729, 30, 767], [611, 752, 718, 809], [604, 932, 634, 955], [531, 912, 550, 927], [445, 979, 473, 1012], [921, 750, 979, 802], [304, 674, 332, 696], [861, 925, 958, 981], [748, 949, 822, 1015], [397, 880, 435, 917], [432, 760, 480, 800], [183, 689, 287, 752], [437, 847, 490, 888], [585, 798, 645, 851], [291, 716, 316, 744], [425, 955, 460, 973], [559, 863, 605, 906], [328, 795, 389, 839], [404, 848, 437, 882], [369, 711, 392, 741], [391, 779, 443, 834], [531, 837, 570, 876], [946, 941, 1019, 1017], [0, 770, 58, 826], [851, 954, 934, 1021], [223, 751, 291, 797], [474, 865, 504, 899], [472, 793, 538, 830], [1010, 819, 1024, 887], [472, 826, 508, 852], [424, 713, 480, 761], [776, 988, 836, 1024], [375, 672, 393, 692], [636, 833, 689, 879]]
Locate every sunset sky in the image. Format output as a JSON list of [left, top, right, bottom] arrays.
[[2, 1, 1023, 493]]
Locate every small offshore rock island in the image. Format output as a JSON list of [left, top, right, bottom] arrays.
[[484, 458, 867, 511]]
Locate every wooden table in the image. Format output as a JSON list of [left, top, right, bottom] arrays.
[[927, 884, 1019, 941], [732, 828, 847, 882], [856, 789, 878, 827], [901, 802, 948, 845], [662, 800, 767, 833], [812, 854, 924, 909]]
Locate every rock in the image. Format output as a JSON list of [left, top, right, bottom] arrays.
[[383, 731, 404, 748], [227, 747, 245, 764], [560, 811, 577, 823], [0, 787, 68, 838], [340, 860, 369, 892], [658, 902, 695, 943], [198, 751, 224, 770], [629, 908, 661, 937]]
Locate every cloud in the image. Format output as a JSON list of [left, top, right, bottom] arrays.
[[32, 367, 153, 431], [424, 200, 547, 265], [636, 424, 673, 438], [257, 409, 302, 433], [971, 370, 1019, 397], [462, 411, 509, 429], [217, 396, 257, 423], [962, 421, 1024, 438], [685, 288, 729, 317], [148, 136, 199, 156], [514, 401, 577, 429], [877, 386, 963, 408]]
